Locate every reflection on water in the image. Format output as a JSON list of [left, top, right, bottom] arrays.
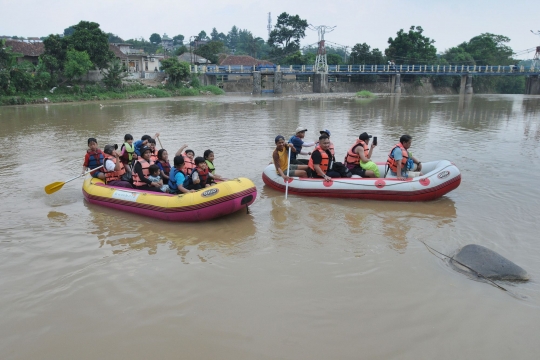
[[2, 94, 540, 359]]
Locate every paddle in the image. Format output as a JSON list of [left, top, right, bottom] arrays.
[[157, 135, 164, 149], [44, 165, 104, 195], [285, 146, 292, 200]]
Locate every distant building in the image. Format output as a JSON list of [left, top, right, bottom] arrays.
[[5, 40, 44, 65], [110, 43, 163, 72], [178, 52, 210, 65], [162, 33, 173, 51]]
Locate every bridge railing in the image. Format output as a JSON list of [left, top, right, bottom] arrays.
[[190, 64, 538, 74]]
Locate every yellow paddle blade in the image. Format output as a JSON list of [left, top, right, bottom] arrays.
[[44, 181, 65, 194]]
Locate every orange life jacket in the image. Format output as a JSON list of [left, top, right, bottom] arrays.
[[103, 155, 126, 182], [308, 146, 330, 175], [183, 154, 196, 175], [344, 139, 369, 166], [387, 143, 409, 173], [150, 150, 158, 163], [132, 159, 154, 187]]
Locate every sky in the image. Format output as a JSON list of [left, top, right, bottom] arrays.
[[2, 0, 539, 59]]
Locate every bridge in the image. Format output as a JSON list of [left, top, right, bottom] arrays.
[[190, 64, 540, 95]]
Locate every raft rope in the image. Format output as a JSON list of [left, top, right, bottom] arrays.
[[419, 240, 508, 292], [290, 164, 456, 188]]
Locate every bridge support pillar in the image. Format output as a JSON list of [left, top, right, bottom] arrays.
[[202, 74, 217, 86], [465, 74, 473, 94], [525, 75, 540, 95], [274, 72, 283, 94], [393, 74, 401, 94], [253, 71, 261, 94], [313, 73, 329, 93]]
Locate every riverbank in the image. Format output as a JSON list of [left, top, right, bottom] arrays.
[[0, 84, 224, 106]]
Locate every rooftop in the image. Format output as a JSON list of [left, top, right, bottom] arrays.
[[5, 40, 44, 57]]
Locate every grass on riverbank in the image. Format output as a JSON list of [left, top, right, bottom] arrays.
[[0, 84, 224, 106], [356, 90, 375, 98]]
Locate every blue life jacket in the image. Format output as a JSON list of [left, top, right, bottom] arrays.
[[169, 167, 189, 192], [87, 150, 104, 170]]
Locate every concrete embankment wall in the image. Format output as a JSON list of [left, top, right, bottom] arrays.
[[220, 77, 456, 95]]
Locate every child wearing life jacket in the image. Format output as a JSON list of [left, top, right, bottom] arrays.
[[156, 149, 171, 182], [147, 138, 159, 163], [82, 138, 105, 180], [168, 156, 195, 194], [147, 164, 169, 193], [120, 134, 136, 170], [188, 157, 216, 190], [203, 149, 223, 180], [182, 149, 196, 176]]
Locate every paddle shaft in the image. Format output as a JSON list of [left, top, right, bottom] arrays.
[[285, 146, 291, 200], [157, 137, 163, 149]]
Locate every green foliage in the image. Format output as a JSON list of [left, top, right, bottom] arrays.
[[190, 76, 200, 88], [356, 90, 375, 98], [64, 26, 75, 36], [160, 58, 190, 85], [70, 21, 113, 69], [194, 41, 225, 64], [63, 50, 93, 81], [174, 45, 188, 56], [227, 26, 239, 50], [386, 26, 437, 64], [268, 12, 308, 56], [107, 33, 124, 43], [173, 34, 184, 45], [200, 85, 224, 95], [150, 33, 162, 44], [42, 35, 68, 75], [102, 58, 127, 89], [349, 43, 385, 64], [198, 30, 209, 41], [327, 54, 343, 65], [124, 38, 159, 54]]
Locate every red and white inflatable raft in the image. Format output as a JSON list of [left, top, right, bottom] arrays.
[[262, 160, 461, 201]]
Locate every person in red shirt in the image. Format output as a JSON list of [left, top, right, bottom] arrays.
[[82, 138, 105, 180]]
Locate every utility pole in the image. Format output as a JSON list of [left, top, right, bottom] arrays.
[[308, 24, 336, 73], [344, 46, 349, 64]]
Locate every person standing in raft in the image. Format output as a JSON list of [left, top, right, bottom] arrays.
[[82, 138, 105, 180], [102, 144, 133, 188], [132, 146, 162, 192], [344, 132, 378, 178], [308, 135, 341, 180], [273, 135, 308, 182], [387, 134, 423, 180], [289, 127, 315, 165], [168, 156, 196, 194], [203, 150, 223, 181]]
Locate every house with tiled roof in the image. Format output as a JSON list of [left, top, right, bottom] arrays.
[[177, 52, 210, 65], [5, 40, 44, 64], [219, 55, 273, 67]]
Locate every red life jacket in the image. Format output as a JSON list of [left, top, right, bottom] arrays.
[[157, 159, 171, 176], [132, 159, 154, 187], [195, 166, 209, 185], [86, 149, 104, 175], [183, 154, 196, 175], [344, 139, 369, 167], [103, 155, 126, 182], [308, 146, 330, 175], [387, 143, 409, 173]]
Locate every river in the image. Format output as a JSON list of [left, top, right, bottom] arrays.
[[1, 94, 540, 359]]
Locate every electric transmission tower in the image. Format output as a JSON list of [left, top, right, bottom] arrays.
[[267, 13, 272, 37], [309, 24, 336, 73], [531, 30, 540, 69]]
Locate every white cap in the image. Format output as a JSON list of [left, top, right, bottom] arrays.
[[295, 126, 307, 133]]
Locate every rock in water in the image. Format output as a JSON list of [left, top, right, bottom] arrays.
[[451, 244, 529, 281]]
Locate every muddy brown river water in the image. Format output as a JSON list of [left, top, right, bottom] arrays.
[[1, 94, 540, 359]]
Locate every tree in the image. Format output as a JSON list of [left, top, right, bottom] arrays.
[[63, 49, 93, 81], [64, 26, 75, 37], [194, 41, 225, 64], [385, 26, 437, 64], [70, 21, 113, 69], [42, 34, 69, 79], [101, 58, 127, 88], [268, 12, 308, 55], [160, 58, 190, 86], [150, 33, 162, 44], [198, 31, 209, 41], [210, 28, 219, 41], [227, 26, 239, 50], [173, 34, 184, 45], [349, 43, 386, 65], [107, 33, 124, 43], [174, 45, 188, 56], [327, 54, 343, 65]]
